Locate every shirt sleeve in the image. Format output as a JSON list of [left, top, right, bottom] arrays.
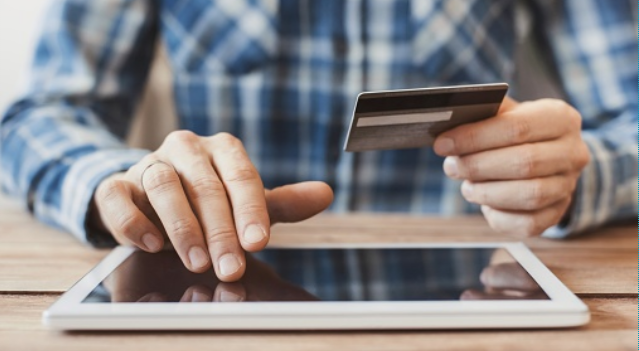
[[531, 0, 638, 238], [0, 0, 158, 245]]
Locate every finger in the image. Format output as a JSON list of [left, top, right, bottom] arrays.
[[180, 285, 214, 303], [461, 175, 576, 211], [443, 140, 577, 181], [214, 282, 246, 302], [265, 181, 334, 224], [141, 160, 211, 273], [481, 197, 572, 238], [208, 133, 270, 251], [164, 132, 245, 282], [94, 177, 164, 252], [434, 99, 579, 156], [480, 263, 540, 291]]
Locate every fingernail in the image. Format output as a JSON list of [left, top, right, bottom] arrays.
[[443, 157, 459, 178], [220, 291, 244, 302], [142, 233, 161, 252], [219, 253, 242, 277], [461, 181, 474, 200], [243, 224, 266, 244], [188, 246, 209, 269], [435, 137, 455, 155]]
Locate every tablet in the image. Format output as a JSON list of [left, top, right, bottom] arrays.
[[43, 243, 589, 330]]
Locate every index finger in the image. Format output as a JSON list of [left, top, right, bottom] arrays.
[[434, 99, 574, 156]]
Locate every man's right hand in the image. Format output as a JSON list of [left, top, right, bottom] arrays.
[[90, 130, 334, 282]]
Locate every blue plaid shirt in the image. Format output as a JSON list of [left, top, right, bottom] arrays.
[[1, 0, 637, 245]]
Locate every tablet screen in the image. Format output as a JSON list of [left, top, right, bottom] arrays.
[[83, 248, 548, 303]]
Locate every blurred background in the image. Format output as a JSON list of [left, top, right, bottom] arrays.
[[0, 0, 572, 181], [0, 1, 581, 145], [0, 1, 50, 116], [3, 1, 630, 155], [0, 0, 176, 153]]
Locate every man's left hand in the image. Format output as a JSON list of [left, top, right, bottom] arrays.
[[434, 98, 590, 237]]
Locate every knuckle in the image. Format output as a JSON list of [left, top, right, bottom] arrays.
[[509, 118, 531, 144], [133, 155, 157, 173], [224, 166, 258, 184], [96, 179, 125, 202], [129, 156, 155, 178], [547, 99, 581, 131], [114, 212, 141, 238], [143, 168, 180, 194], [517, 148, 538, 178], [549, 99, 570, 114], [543, 98, 566, 111], [190, 176, 226, 200], [205, 226, 238, 246], [140, 154, 158, 165], [524, 180, 547, 209], [166, 130, 199, 145], [463, 128, 478, 153], [169, 218, 199, 242], [213, 132, 242, 147], [233, 202, 266, 217]]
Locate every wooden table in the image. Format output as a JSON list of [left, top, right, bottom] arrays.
[[0, 195, 636, 351]]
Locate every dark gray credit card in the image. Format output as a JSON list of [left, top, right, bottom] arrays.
[[343, 83, 509, 152]]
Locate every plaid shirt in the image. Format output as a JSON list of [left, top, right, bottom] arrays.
[[1, 0, 636, 246]]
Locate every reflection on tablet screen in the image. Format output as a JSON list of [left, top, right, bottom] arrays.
[[84, 248, 548, 303]]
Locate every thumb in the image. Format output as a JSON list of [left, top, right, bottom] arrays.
[[265, 181, 334, 224]]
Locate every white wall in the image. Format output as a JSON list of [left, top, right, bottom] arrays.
[[0, 1, 51, 115]]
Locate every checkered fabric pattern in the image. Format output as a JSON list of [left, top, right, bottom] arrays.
[[1, 0, 636, 245]]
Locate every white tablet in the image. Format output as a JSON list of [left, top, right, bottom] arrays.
[[43, 243, 589, 330]]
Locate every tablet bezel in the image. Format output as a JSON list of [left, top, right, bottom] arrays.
[[43, 242, 589, 328]]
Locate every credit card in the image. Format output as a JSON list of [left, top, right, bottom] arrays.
[[343, 83, 508, 152]]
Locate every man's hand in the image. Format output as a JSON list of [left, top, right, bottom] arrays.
[[434, 98, 590, 237], [91, 131, 334, 281]]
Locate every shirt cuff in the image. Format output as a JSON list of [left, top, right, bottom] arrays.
[[541, 133, 609, 239], [57, 148, 150, 247]]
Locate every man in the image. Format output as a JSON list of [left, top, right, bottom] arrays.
[[1, 0, 636, 282]]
